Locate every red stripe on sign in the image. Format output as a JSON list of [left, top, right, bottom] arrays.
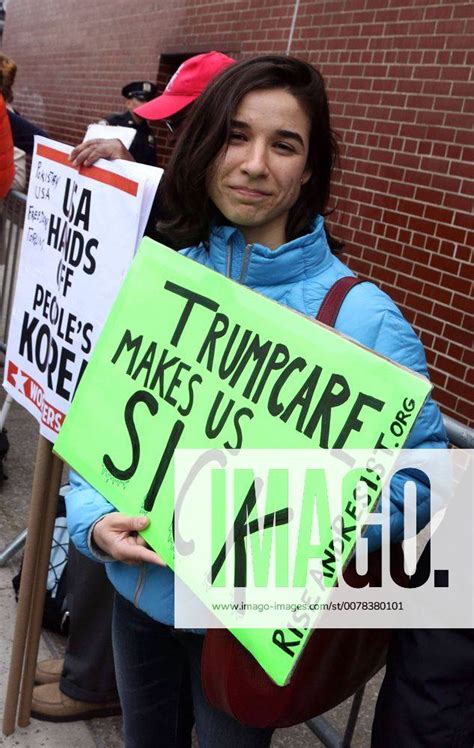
[[6, 359, 18, 385], [36, 143, 139, 196], [7, 360, 65, 433]]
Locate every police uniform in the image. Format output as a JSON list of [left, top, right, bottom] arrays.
[[106, 81, 158, 166]]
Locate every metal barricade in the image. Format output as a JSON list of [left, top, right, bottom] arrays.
[[0, 189, 26, 342], [0, 191, 26, 566], [305, 415, 473, 746]]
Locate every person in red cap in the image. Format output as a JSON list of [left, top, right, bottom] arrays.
[[134, 51, 235, 122], [70, 52, 235, 168]]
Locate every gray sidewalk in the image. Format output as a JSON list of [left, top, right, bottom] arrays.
[[0, 392, 380, 747]]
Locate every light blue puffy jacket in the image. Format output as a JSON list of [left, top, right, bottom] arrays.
[[66, 216, 447, 626]]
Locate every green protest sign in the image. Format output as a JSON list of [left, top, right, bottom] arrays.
[[55, 238, 431, 686]]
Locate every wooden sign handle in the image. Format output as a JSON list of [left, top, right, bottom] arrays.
[[2, 436, 63, 735], [18, 452, 63, 726]]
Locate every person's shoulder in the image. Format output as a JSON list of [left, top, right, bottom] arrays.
[[335, 277, 428, 373], [7, 110, 48, 154], [7, 109, 45, 134], [340, 276, 400, 317], [310, 254, 398, 320], [306, 249, 404, 327], [179, 244, 209, 263], [178, 244, 207, 260]]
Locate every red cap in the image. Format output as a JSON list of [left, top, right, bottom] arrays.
[[134, 51, 235, 120]]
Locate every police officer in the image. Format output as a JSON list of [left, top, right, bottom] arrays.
[[104, 81, 158, 166]]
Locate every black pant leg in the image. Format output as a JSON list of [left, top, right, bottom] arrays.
[[372, 543, 474, 747], [372, 628, 474, 748], [182, 631, 274, 748], [60, 543, 118, 702], [112, 592, 194, 748]]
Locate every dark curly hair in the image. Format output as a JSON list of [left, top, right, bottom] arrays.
[[158, 55, 342, 251]]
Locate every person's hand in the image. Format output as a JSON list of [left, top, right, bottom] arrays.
[[69, 138, 135, 168], [92, 512, 165, 566]]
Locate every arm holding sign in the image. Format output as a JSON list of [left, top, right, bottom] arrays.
[[66, 470, 164, 566], [66, 470, 117, 561], [69, 138, 135, 168], [91, 512, 165, 566]]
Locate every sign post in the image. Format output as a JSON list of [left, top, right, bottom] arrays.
[[17, 449, 63, 726], [2, 436, 58, 734]]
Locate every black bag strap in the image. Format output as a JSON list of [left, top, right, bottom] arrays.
[[316, 276, 365, 328]]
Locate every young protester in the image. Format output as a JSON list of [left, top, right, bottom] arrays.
[[65, 55, 446, 747]]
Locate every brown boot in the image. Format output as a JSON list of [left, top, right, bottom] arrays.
[[31, 682, 121, 722], [35, 658, 64, 685]]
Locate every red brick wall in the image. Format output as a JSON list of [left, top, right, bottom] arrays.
[[3, 0, 472, 425]]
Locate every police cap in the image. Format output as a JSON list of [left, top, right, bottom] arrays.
[[121, 81, 158, 102]]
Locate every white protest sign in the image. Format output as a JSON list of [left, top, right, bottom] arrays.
[[84, 123, 136, 149], [123, 160, 163, 244], [3, 136, 162, 442]]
